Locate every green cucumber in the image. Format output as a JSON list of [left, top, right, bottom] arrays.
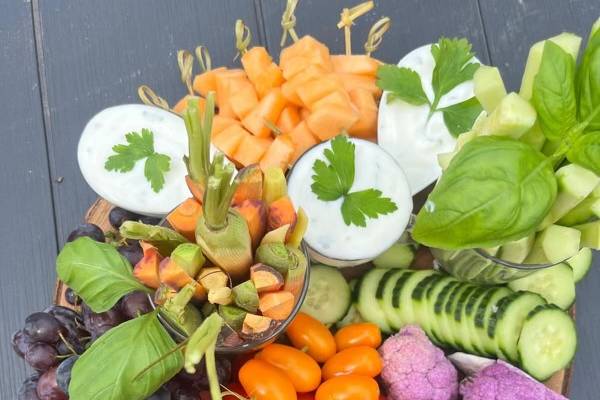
[[443, 283, 473, 348], [567, 248, 594, 283], [301, 265, 351, 324], [498, 235, 534, 264], [395, 270, 436, 327], [336, 279, 363, 328], [426, 275, 456, 346], [474, 65, 507, 113], [518, 304, 577, 381], [477, 92, 536, 139], [558, 197, 600, 226], [381, 270, 409, 329], [537, 225, 581, 263], [452, 285, 478, 353], [460, 286, 489, 355], [474, 287, 512, 355], [573, 220, 600, 249], [433, 280, 460, 347], [357, 268, 391, 332], [373, 243, 415, 269], [508, 263, 575, 309], [411, 274, 444, 340]]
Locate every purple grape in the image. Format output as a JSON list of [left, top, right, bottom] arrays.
[[44, 306, 87, 338], [24, 312, 64, 344], [56, 355, 78, 394], [109, 207, 141, 229], [56, 333, 84, 356], [66, 223, 105, 243], [36, 367, 68, 400], [18, 373, 40, 400], [139, 215, 161, 225], [25, 343, 58, 371], [82, 304, 124, 340], [165, 357, 231, 396], [12, 330, 32, 358], [64, 287, 81, 306], [120, 291, 152, 319], [118, 241, 143, 266]]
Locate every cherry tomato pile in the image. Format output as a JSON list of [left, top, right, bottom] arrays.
[[209, 312, 385, 400]]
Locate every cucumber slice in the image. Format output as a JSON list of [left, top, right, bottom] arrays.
[[520, 122, 545, 151], [567, 248, 593, 283], [426, 275, 456, 346], [518, 304, 577, 381], [396, 270, 436, 327], [475, 287, 512, 356], [573, 220, 600, 249], [412, 274, 444, 339], [498, 235, 534, 264], [433, 281, 460, 347], [444, 283, 473, 348], [459, 286, 488, 355], [381, 270, 409, 329], [558, 197, 600, 226], [508, 263, 575, 309], [357, 268, 392, 332], [301, 265, 351, 324], [336, 279, 364, 328], [373, 242, 415, 269], [489, 291, 545, 363], [452, 285, 478, 353], [465, 286, 495, 356]]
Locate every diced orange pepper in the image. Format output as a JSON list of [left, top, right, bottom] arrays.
[[260, 135, 294, 171], [242, 88, 287, 138]]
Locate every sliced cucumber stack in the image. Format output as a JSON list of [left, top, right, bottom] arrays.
[[301, 264, 351, 324], [508, 263, 575, 309], [518, 304, 577, 381]]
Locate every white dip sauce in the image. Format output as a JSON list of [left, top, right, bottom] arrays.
[[78, 104, 218, 217], [378, 44, 479, 195], [287, 138, 413, 262]]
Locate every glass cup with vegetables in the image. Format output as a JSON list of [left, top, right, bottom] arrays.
[[410, 27, 600, 287]]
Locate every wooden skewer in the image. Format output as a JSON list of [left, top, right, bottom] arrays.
[[281, 0, 300, 47], [337, 1, 374, 55], [365, 16, 391, 56], [234, 19, 251, 60], [137, 85, 170, 111], [177, 49, 195, 95]]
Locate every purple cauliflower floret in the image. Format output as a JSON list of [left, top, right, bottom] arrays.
[[379, 325, 459, 400], [460, 361, 568, 400]]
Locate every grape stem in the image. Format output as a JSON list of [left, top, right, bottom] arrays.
[[58, 331, 78, 355]]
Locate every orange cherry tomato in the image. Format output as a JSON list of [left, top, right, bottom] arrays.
[[321, 346, 383, 380], [315, 375, 380, 400], [239, 359, 297, 400], [256, 343, 322, 392], [334, 323, 382, 351], [286, 312, 336, 362]]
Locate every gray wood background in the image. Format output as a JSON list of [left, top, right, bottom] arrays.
[[1, 0, 598, 398]]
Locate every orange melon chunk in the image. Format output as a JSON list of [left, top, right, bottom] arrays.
[[348, 88, 378, 139], [215, 69, 247, 118], [192, 66, 227, 97], [172, 95, 206, 116], [211, 115, 240, 139], [310, 90, 352, 111], [233, 134, 273, 167], [280, 35, 332, 79], [242, 47, 284, 98], [339, 73, 382, 99], [331, 55, 381, 77], [289, 121, 319, 163], [281, 65, 328, 105], [296, 76, 345, 108], [276, 106, 301, 135], [212, 124, 250, 159], [259, 135, 294, 171], [306, 104, 359, 141], [228, 79, 259, 120], [242, 88, 287, 138]]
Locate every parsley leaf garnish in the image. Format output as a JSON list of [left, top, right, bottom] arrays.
[[311, 135, 398, 227], [376, 37, 481, 136], [105, 128, 171, 193]]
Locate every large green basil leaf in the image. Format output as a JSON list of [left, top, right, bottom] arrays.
[[56, 237, 150, 313], [577, 28, 600, 130], [532, 41, 577, 141], [440, 97, 483, 138], [120, 221, 188, 255], [413, 136, 557, 249], [567, 131, 600, 175], [70, 311, 183, 400]]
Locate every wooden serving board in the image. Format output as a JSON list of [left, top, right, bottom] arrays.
[[54, 198, 573, 396]]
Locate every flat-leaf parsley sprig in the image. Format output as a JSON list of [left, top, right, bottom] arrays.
[[311, 135, 398, 227], [105, 128, 171, 193]]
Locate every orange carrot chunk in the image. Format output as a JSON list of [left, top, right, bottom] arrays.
[[133, 242, 162, 289], [259, 134, 294, 171], [193, 66, 227, 97], [159, 258, 206, 301], [259, 291, 295, 320], [276, 106, 301, 135], [289, 121, 319, 163], [166, 198, 203, 241], [233, 134, 272, 167], [306, 105, 359, 141], [348, 88, 378, 139], [212, 124, 250, 159], [242, 88, 287, 138], [268, 196, 297, 232], [235, 199, 268, 249], [331, 55, 382, 77], [232, 164, 264, 206]]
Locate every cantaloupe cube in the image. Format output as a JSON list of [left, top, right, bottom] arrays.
[[233, 134, 272, 167], [331, 55, 381, 76], [280, 36, 332, 80], [306, 105, 359, 141], [338, 73, 382, 99], [296, 75, 345, 108], [289, 121, 319, 163], [211, 115, 240, 139], [172, 95, 206, 116], [242, 47, 284, 98], [276, 106, 301, 135], [300, 108, 310, 120], [348, 88, 378, 139], [242, 88, 287, 138], [260, 135, 294, 171], [212, 124, 250, 158], [311, 90, 352, 111], [228, 79, 259, 120], [192, 66, 227, 97], [215, 69, 247, 118]]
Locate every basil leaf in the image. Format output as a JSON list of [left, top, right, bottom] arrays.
[[532, 41, 578, 141], [376, 64, 430, 106], [70, 311, 183, 400], [577, 29, 600, 130], [120, 221, 188, 255], [413, 136, 557, 249], [56, 237, 150, 313], [440, 97, 483, 137], [567, 131, 600, 175]]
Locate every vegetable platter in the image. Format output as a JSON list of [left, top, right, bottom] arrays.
[[11, 0, 600, 399]]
